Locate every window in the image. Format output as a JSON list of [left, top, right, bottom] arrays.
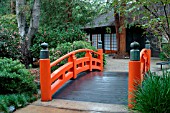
[[92, 34, 101, 49], [104, 33, 117, 51]]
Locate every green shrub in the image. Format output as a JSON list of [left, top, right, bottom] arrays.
[[159, 43, 170, 61], [50, 41, 96, 59], [0, 0, 10, 15], [0, 93, 38, 113], [103, 54, 107, 66], [0, 58, 37, 94], [30, 26, 86, 58], [0, 58, 38, 112], [49, 41, 106, 70], [133, 71, 170, 113], [0, 14, 18, 31], [49, 41, 97, 68], [0, 14, 20, 59]]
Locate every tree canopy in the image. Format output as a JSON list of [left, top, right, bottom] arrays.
[[0, 0, 110, 67], [113, 0, 170, 58], [113, 0, 170, 42]]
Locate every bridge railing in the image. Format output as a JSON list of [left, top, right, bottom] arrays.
[[140, 48, 151, 81], [39, 43, 103, 101], [128, 40, 151, 108]]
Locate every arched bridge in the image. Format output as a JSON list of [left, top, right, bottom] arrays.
[[40, 41, 151, 108], [40, 46, 103, 101]]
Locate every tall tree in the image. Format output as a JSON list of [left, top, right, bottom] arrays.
[[40, 0, 107, 28], [16, 0, 40, 67], [114, 12, 120, 52], [113, 2, 126, 54], [113, 0, 170, 58]]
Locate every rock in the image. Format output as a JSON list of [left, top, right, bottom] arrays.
[[8, 106, 15, 112]]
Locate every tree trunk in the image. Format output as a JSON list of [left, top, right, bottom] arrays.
[[114, 12, 120, 52], [11, 0, 16, 14], [118, 3, 126, 55], [16, 0, 26, 38], [27, 0, 40, 48], [119, 14, 126, 53], [114, 12, 126, 55], [16, 0, 40, 68]]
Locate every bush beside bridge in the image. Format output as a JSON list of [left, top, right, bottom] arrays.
[[49, 41, 106, 68], [0, 58, 38, 112], [133, 71, 170, 113]]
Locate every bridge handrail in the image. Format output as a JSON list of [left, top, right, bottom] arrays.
[[140, 48, 151, 80], [40, 48, 103, 101], [50, 49, 100, 67]]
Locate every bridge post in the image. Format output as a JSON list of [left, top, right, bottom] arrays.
[[68, 53, 77, 79], [145, 40, 151, 70], [40, 42, 52, 101], [128, 41, 141, 108], [85, 51, 92, 71], [97, 49, 103, 71]]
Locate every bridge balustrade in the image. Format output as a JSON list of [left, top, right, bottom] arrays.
[[39, 43, 103, 101]]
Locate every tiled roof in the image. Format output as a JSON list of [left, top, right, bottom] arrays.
[[84, 10, 115, 29]]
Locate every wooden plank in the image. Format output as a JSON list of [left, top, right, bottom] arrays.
[[53, 72, 128, 105]]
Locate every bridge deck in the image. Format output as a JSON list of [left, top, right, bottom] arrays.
[[53, 71, 128, 105]]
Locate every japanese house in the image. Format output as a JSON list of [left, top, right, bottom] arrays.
[[83, 10, 146, 57]]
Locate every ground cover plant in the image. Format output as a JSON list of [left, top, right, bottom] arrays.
[[0, 58, 38, 112], [133, 71, 170, 113]]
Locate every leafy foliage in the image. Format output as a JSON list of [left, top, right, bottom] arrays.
[[0, 93, 38, 113], [49, 41, 106, 71], [40, 0, 105, 28], [0, 0, 109, 68], [30, 0, 107, 59], [30, 26, 86, 58], [133, 71, 170, 113], [113, 0, 170, 58], [0, 58, 38, 112], [0, 0, 109, 66], [159, 43, 170, 60], [0, 0, 10, 15], [49, 41, 96, 65], [113, 0, 170, 36], [0, 14, 21, 59], [0, 58, 37, 94]]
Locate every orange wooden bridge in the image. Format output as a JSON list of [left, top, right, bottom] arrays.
[[40, 41, 151, 108]]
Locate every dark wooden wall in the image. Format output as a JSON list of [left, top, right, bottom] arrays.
[[126, 26, 146, 53], [83, 26, 116, 53], [84, 26, 146, 55]]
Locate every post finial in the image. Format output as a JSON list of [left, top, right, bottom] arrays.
[[40, 42, 49, 59], [130, 41, 140, 49], [41, 42, 48, 50], [145, 39, 150, 49], [130, 41, 140, 61]]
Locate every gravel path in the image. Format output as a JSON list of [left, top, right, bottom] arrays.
[[104, 56, 167, 73], [104, 56, 130, 72]]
